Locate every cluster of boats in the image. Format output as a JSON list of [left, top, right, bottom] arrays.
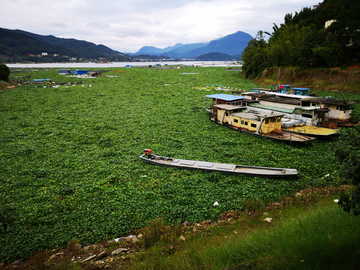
[[205, 86, 358, 144], [139, 86, 358, 179]]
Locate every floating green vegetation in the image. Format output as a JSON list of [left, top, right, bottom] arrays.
[[0, 66, 358, 262]]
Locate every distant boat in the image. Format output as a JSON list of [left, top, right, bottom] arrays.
[[139, 150, 298, 178], [33, 79, 52, 82]]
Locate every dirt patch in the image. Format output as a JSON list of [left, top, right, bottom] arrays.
[[0, 80, 20, 91]]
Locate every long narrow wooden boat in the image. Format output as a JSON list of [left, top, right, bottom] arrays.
[[139, 151, 298, 178]]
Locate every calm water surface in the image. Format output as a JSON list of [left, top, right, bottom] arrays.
[[7, 61, 242, 68]]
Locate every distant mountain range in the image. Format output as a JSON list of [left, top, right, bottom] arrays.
[[0, 28, 253, 62], [132, 31, 253, 59]]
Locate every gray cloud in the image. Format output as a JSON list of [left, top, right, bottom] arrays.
[[0, 0, 317, 53]]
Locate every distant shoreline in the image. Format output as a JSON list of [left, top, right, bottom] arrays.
[[7, 61, 242, 68]]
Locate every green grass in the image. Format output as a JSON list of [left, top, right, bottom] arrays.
[[0, 66, 359, 263], [131, 198, 360, 270]]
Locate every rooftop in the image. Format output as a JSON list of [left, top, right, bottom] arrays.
[[213, 104, 246, 111], [205, 93, 246, 101]]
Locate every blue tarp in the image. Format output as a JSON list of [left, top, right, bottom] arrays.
[[292, 88, 310, 91], [34, 79, 51, 82], [73, 70, 88, 75]]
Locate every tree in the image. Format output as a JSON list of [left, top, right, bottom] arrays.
[[0, 63, 10, 80], [335, 125, 360, 216], [241, 34, 269, 79], [240, 0, 359, 72]]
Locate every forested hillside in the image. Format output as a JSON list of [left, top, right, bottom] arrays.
[[0, 28, 129, 62], [242, 0, 360, 79]]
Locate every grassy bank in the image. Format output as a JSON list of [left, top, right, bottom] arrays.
[[1, 66, 359, 264], [131, 194, 360, 270]]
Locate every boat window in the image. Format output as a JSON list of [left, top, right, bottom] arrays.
[[225, 112, 229, 116], [265, 119, 269, 124], [227, 102, 230, 105], [245, 121, 248, 126], [302, 113, 312, 119], [234, 119, 239, 123], [251, 123, 257, 128], [277, 117, 281, 122], [241, 120, 244, 125]]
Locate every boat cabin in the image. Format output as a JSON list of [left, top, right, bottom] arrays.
[[248, 102, 329, 127], [277, 85, 291, 93], [212, 104, 247, 122], [205, 94, 252, 114], [300, 97, 356, 122], [292, 88, 311, 96], [214, 104, 283, 134]]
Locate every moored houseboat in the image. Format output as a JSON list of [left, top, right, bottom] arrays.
[[300, 97, 358, 128], [211, 104, 316, 144], [235, 91, 357, 129]]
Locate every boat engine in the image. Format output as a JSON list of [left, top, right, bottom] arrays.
[[144, 149, 152, 158]]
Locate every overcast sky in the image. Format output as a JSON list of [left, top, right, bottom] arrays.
[[1, 0, 317, 53]]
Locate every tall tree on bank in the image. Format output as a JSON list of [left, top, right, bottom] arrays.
[[241, 0, 360, 79]]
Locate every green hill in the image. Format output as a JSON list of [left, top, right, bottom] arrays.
[[0, 28, 130, 62]]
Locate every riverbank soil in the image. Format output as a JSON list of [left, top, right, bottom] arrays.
[[0, 80, 19, 91], [256, 66, 360, 92]]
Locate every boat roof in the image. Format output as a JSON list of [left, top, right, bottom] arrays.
[[294, 106, 329, 112], [261, 96, 302, 105], [301, 97, 356, 105], [271, 92, 313, 99], [231, 112, 259, 120], [292, 88, 310, 91], [214, 104, 246, 111], [251, 88, 281, 92], [231, 111, 284, 120], [205, 93, 246, 101], [250, 103, 294, 114], [239, 92, 274, 98]]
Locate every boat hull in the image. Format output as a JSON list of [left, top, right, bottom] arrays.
[[139, 154, 298, 178], [282, 125, 339, 138], [216, 121, 317, 144]]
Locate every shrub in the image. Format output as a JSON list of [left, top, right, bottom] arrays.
[[0, 63, 10, 80]]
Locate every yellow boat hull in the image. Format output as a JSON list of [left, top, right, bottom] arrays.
[[283, 125, 338, 137]]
